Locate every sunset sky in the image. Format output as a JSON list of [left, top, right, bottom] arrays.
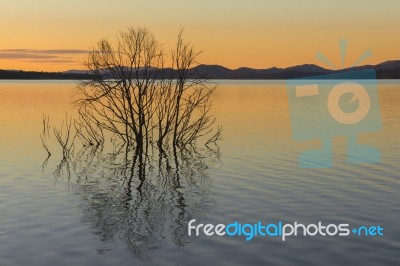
[[0, 0, 399, 71]]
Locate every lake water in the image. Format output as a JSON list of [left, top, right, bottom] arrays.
[[0, 80, 399, 265]]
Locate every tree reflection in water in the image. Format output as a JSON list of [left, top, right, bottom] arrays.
[[47, 143, 220, 261]]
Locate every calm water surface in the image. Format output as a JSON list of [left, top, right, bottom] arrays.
[[0, 80, 399, 265]]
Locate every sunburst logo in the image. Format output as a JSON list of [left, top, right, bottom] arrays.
[[286, 40, 381, 168], [316, 39, 372, 69]]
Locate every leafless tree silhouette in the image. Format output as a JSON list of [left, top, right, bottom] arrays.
[[75, 27, 221, 153], [39, 26, 222, 264], [74, 107, 104, 146], [40, 114, 51, 157], [53, 114, 77, 157]]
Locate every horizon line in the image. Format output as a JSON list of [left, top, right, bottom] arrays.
[[1, 58, 399, 73]]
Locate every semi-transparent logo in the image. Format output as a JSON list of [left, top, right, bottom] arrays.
[[286, 40, 381, 168]]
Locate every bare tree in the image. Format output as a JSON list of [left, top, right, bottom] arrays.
[[40, 114, 51, 157], [75, 26, 220, 152], [53, 114, 77, 157], [74, 106, 104, 146]]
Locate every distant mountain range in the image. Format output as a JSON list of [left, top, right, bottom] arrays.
[[1, 60, 400, 80]]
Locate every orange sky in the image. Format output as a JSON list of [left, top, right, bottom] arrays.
[[0, 0, 399, 71]]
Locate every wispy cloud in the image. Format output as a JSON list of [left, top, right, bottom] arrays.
[[28, 59, 77, 64], [0, 48, 89, 66], [0, 53, 58, 59], [0, 49, 90, 54]]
